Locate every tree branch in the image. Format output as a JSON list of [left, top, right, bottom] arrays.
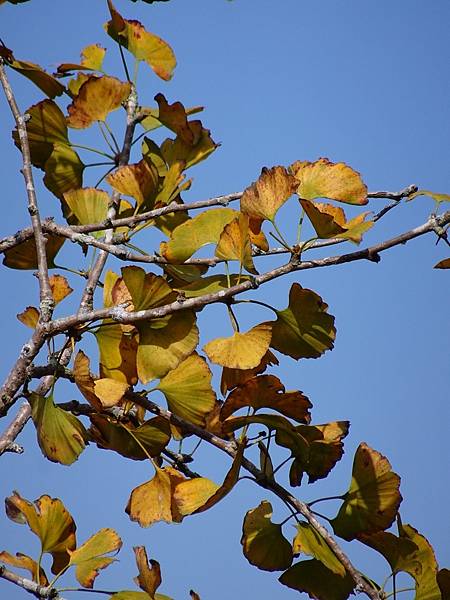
[[0, 564, 62, 599]]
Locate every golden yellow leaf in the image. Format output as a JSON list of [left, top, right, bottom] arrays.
[[49, 274, 73, 305], [95, 324, 138, 385], [94, 378, 129, 408], [291, 158, 368, 205], [67, 75, 131, 129], [203, 323, 272, 370], [215, 212, 257, 274], [17, 306, 39, 329], [160, 127, 218, 169], [74, 350, 102, 411], [173, 478, 220, 516], [240, 166, 298, 222], [220, 349, 279, 396], [57, 44, 106, 74], [0, 551, 48, 585], [133, 547, 161, 597], [68, 528, 122, 589], [107, 160, 159, 209], [155, 93, 202, 146]]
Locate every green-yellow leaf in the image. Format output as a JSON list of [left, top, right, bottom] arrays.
[[215, 212, 257, 274], [63, 188, 110, 234], [95, 324, 138, 385], [291, 158, 368, 205], [107, 160, 159, 209], [204, 323, 272, 370], [43, 142, 84, 200], [359, 530, 421, 577], [0, 47, 65, 98], [67, 75, 131, 129], [293, 522, 345, 576], [29, 392, 88, 465], [68, 528, 122, 588], [94, 378, 129, 408], [105, 0, 176, 81], [57, 44, 106, 74], [269, 283, 336, 360], [160, 127, 218, 169], [279, 559, 355, 600], [5, 492, 76, 574], [241, 501, 293, 571], [331, 442, 402, 541], [157, 354, 216, 426], [240, 165, 298, 222], [406, 189, 450, 204]]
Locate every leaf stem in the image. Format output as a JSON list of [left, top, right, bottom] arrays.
[[272, 455, 292, 475], [307, 495, 344, 508], [384, 587, 415, 599], [271, 219, 291, 250], [94, 165, 116, 189], [227, 304, 240, 333], [57, 588, 117, 595], [118, 43, 131, 83], [98, 121, 118, 156], [234, 298, 278, 315], [69, 143, 115, 160], [103, 120, 121, 154], [85, 161, 115, 169]]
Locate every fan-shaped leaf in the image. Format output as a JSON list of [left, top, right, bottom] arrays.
[[215, 212, 257, 274], [3, 234, 64, 270], [94, 378, 129, 408], [68, 528, 122, 588], [279, 559, 355, 600], [204, 323, 272, 370], [160, 127, 218, 169], [240, 166, 297, 222], [95, 324, 138, 385], [0, 47, 65, 98], [57, 44, 106, 74], [155, 93, 202, 145], [17, 306, 39, 329], [0, 551, 48, 585], [43, 142, 84, 199], [107, 160, 159, 209], [220, 349, 279, 396], [293, 522, 345, 576]]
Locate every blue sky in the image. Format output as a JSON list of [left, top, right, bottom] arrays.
[[0, 1, 449, 598]]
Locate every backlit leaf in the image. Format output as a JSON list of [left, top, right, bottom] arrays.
[[406, 189, 450, 204], [3, 234, 64, 270], [94, 378, 129, 408], [291, 158, 368, 205], [105, 0, 176, 81], [220, 349, 279, 396], [43, 142, 84, 200], [161, 208, 236, 263], [5, 492, 76, 574], [241, 501, 293, 571], [359, 530, 421, 577], [160, 127, 218, 169], [107, 160, 159, 209], [95, 324, 138, 385], [173, 478, 220, 517], [331, 443, 402, 540], [300, 200, 348, 238], [204, 323, 272, 370], [49, 274, 73, 305], [0, 47, 65, 98], [279, 559, 355, 600], [67, 75, 131, 128], [133, 546, 161, 596], [157, 354, 216, 426], [221, 374, 311, 423], [120, 266, 174, 311], [126, 466, 186, 527], [57, 44, 106, 74], [17, 306, 39, 329], [0, 551, 48, 585], [293, 522, 345, 576], [73, 350, 102, 411], [68, 528, 122, 588], [29, 392, 88, 465], [215, 212, 257, 274], [240, 166, 298, 222], [269, 283, 336, 359], [89, 415, 170, 460]]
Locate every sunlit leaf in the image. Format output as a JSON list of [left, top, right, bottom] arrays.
[[215, 212, 257, 274], [241, 501, 293, 571], [120, 266, 173, 310], [300, 200, 348, 238], [279, 559, 355, 600], [240, 165, 298, 222], [133, 546, 161, 597], [12, 100, 68, 169], [43, 142, 85, 200], [157, 354, 216, 426], [0, 47, 65, 98], [94, 378, 129, 408], [0, 551, 48, 585], [68, 528, 122, 588], [107, 160, 159, 209], [67, 75, 131, 128], [293, 522, 345, 576], [154, 162, 188, 207], [17, 306, 39, 329], [3, 234, 64, 270], [160, 127, 218, 169], [17, 274, 73, 328], [95, 324, 138, 385], [331, 443, 402, 540], [406, 189, 450, 204], [105, 0, 176, 81], [29, 392, 88, 465], [68, 72, 90, 96], [220, 349, 279, 396], [269, 283, 336, 359], [291, 158, 368, 205], [57, 44, 106, 74], [204, 323, 272, 370], [434, 258, 450, 269], [73, 350, 103, 411], [126, 466, 186, 527], [89, 415, 170, 460], [5, 492, 76, 574], [161, 208, 236, 263]]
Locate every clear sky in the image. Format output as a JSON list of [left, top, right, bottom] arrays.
[[0, 1, 449, 599]]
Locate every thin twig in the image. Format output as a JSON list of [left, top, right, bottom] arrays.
[[0, 564, 61, 599]]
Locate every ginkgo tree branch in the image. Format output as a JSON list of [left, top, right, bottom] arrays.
[[0, 61, 54, 322], [0, 564, 63, 599]]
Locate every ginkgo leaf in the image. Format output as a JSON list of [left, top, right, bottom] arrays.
[[220, 349, 279, 396], [13, 100, 68, 169], [120, 266, 174, 311], [107, 160, 159, 209], [68, 528, 122, 588], [155, 93, 203, 146], [359, 530, 421, 577], [137, 310, 199, 383], [406, 189, 450, 204], [291, 158, 368, 205], [57, 44, 106, 74], [175, 274, 250, 298], [157, 354, 216, 426], [203, 323, 272, 370], [5, 492, 76, 574], [160, 128, 218, 169], [300, 200, 348, 238], [43, 142, 85, 200], [126, 466, 186, 527], [133, 546, 161, 597], [331, 442, 402, 540], [437, 569, 450, 599], [63, 188, 110, 233], [49, 274, 73, 305], [220, 374, 311, 423], [73, 350, 102, 411], [139, 104, 202, 133], [279, 559, 355, 600], [215, 212, 257, 274], [0, 551, 48, 585], [89, 415, 171, 460], [293, 522, 345, 576], [94, 378, 129, 408], [161, 208, 236, 263], [240, 166, 298, 222], [434, 258, 450, 269], [269, 283, 336, 360], [68, 72, 90, 96], [17, 306, 39, 329], [29, 392, 88, 465], [67, 75, 131, 128], [3, 234, 64, 270], [397, 523, 442, 600], [154, 162, 188, 208], [241, 501, 293, 571], [336, 212, 373, 244], [95, 324, 138, 385], [105, 0, 176, 81]]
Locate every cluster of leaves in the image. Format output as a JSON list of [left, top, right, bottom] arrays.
[[0, 1, 449, 599]]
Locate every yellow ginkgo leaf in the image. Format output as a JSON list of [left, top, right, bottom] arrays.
[[17, 306, 39, 329], [68, 528, 122, 589], [215, 212, 257, 274], [57, 44, 106, 74], [43, 142, 85, 200], [291, 157, 368, 205], [204, 323, 272, 370], [240, 166, 298, 222], [133, 547, 161, 597], [107, 160, 159, 209], [94, 378, 129, 408]]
